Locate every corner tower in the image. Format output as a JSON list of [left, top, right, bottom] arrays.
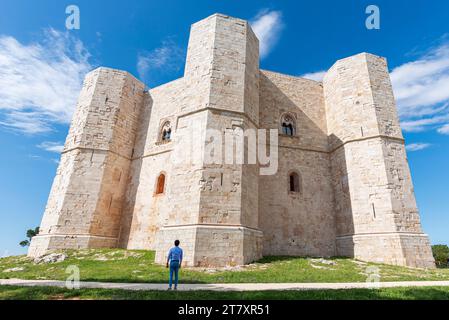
[[323, 53, 435, 268], [28, 68, 145, 257], [153, 14, 262, 266]]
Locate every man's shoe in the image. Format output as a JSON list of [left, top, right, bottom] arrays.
[[167, 287, 172, 291]]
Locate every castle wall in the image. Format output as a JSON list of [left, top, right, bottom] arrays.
[[119, 74, 210, 266], [120, 151, 172, 250], [120, 78, 180, 250], [258, 70, 336, 257]]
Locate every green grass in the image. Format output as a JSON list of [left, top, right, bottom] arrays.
[[1, 249, 448, 284], [1, 285, 449, 300]]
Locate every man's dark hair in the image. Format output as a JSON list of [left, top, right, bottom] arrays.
[[174, 240, 180, 246]]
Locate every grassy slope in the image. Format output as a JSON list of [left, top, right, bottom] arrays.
[[1, 285, 449, 300], [1, 249, 448, 284]]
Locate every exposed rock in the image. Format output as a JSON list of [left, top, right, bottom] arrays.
[[189, 262, 270, 273], [122, 251, 143, 259], [310, 258, 336, 266], [34, 253, 67, 264], [352, 260, 368, 266], [93, 254, 109, 261], [2, 267, 25, 273], [310, 264, 332, 270], [90, 251, 143, 261], [204, 269, 217, 274]]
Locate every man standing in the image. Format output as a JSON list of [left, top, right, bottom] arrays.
[[166, 239, 183, 290]]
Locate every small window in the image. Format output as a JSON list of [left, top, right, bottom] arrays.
[[289, 172, 300, 193], [162, 127, 171, 141], [159, 121, 172, 143], [280, 114, 296, 136], [156, 173, 166, 195]]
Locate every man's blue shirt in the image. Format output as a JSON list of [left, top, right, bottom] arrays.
[[168, 246, 183, 263]]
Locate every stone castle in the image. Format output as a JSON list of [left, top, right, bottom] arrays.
[[29, 13, 435, 268]]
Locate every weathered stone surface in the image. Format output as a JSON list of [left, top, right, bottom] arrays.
[[323, 53, 434, 268], [28, 14, 435, 268], [28, 67, 145, 257], [33, 253, 67, 264]]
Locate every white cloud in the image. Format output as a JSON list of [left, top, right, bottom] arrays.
[[406, 143, 432, 152], [0, 29, 92, 134], [28, 154, 42, 160], [301, 70, 326, 82], [0, 111, 52, 134], [137, 40, 184, 86], [390, 43, 449, 133], [250, 10, 284, 59], [437, 123, 449, 135], [400, 112, 449, 132], [299, 41, 449, 134], [37, 141, 64, 153]]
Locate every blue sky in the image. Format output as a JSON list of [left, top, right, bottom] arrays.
[[0, 0, 448, 256]]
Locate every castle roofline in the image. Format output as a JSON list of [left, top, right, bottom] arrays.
[[261, 69, 324, 85], [190, 13, 258, 45], [192, 13, 249, 26], [329, 52, 386, 69], [87, 66, 144, 86], [323, 52, 387, 83]]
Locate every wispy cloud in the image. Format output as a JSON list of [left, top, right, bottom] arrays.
[[400, 111, 449, 132], [28, 154, 42, 160], [300, 40, 449, 134], [406, 143, 432, 152], [250, 9, 284, 59], [28, 153, 60, 165], [0, 29, 92, 134], [137, 39, 184, 86], [37, 141, 64, 153], [437, 123, 449, 135], [390, 42, 449, 133], [301, 70, 326, 82]]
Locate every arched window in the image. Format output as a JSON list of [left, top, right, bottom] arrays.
[[280, 114, 296, 136], [289, 172, 300, 193], [159, 121, 172, 143], [155, 173, 166, 195]]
